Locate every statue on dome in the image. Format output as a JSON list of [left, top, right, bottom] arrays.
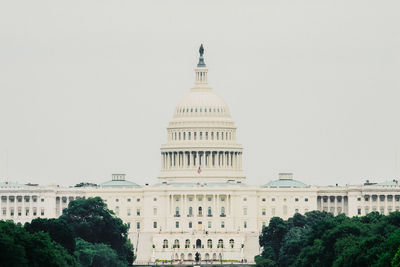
[[199, 44, 204, 57]]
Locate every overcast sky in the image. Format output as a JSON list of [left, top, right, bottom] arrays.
[[0, 0, 399, 186]]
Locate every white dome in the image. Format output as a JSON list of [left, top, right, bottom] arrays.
[[173, 90, 231, 119]]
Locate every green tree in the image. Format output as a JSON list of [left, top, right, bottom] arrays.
[[75, 238, 126, 267], [60, 197, 134, 265], [25, 217, 75, 253], [259, 217, 288, 262], [0, 220, 77, 267]]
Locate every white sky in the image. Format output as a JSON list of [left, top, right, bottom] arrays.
[[0, 0, 399, 186]]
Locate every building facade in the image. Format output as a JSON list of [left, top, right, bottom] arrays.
[[1, 47, 399, 264]]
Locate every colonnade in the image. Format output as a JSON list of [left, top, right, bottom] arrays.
[[317, 195, 348, 215], [161, 151, 242, 170], [361, 194, 400, 214]]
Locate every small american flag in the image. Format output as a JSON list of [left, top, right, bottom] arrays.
[[197, 166, 202, 174]]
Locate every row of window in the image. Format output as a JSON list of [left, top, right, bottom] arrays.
[[260, 197, 309, 202], [175, 196, 226, 202], [357, 206, 400, 215], [176, 107, 226, 115], [1, 196, 45, 203], [1, 207, 45, 217], [175, 206, 226, 217], [114, 198, 143, 202], [170, 131, 233, 141], [166, 220, 248, 229], [162, 238, 235, 249]]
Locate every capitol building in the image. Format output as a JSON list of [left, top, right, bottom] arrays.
[[1, 46, 400, 264]]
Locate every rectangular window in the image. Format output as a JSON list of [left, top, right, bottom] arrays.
[[189, 222, 192, 228], [208, 221, 211, 228], [153, 208, 157, 216], [176, 221, 179, 228], [305, 198, 308, 202], [243, 208, 247, 215], [153, 222, 157, 228], [137, 209, 141, 216], [244, 221, 247, 228], [221, 221, 225, 228], [295, 198, 299, 202], [40, 209, 44, 216], [262, 208, 266, 216], [357, 208, 361, 215], [136, 222, 140, 229], [127, 209, 131, 216]]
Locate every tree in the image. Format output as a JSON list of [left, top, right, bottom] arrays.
[[0, 220, 77, 267], [60, 197, 134, 265], [259, 217, 288, 261], [25, 217, 75, 253], [75, 238, 126, 267]]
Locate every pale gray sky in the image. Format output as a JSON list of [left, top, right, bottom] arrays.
[[0, 0, 399, 186]]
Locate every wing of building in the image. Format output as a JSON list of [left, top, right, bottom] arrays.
[[1, 46, 399, 264]]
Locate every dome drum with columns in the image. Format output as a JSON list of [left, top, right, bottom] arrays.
[[159, 45, 244, 182]]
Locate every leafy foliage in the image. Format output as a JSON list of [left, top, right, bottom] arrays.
[[60, 197, 134, 265], [0, 220, 77, 267], [75, 238, 126, 267], [1, 197, 134, 267], [257, 211, 400, 267], [25, 217, 75, 253]]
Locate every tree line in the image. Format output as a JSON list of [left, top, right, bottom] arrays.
[[256, 210, 400, 267], [0, 197, 134, 267]]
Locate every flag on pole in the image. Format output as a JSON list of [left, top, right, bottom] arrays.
[[197, 166, 202, 174]]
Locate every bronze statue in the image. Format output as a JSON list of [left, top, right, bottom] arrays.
[[199, 44, 204, 57]]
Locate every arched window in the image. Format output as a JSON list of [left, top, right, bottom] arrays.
[[211, 132, 214, 140], [208, 207, 212, 216], [196, 239, 202, 248], [198, 207, 203, 216], [216, 132, 219, 140], [229, 239, 234, 248], [183, 132, 186, 140], [212, 253, 217, 260], [181, 253, 185, 260], [189, 207, 193, 216], [218, 239, 224, 248], [188, 253, 193, 260], [194, 132, 197, 140], [188, 132, 191, 140], [185, 239, 190, 248], [163, 239, 168, 248], [221, 206, 225, 216], [207, 239, 212, 248], [174, 239, 180, 248], [205, 253, 210, 260]]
